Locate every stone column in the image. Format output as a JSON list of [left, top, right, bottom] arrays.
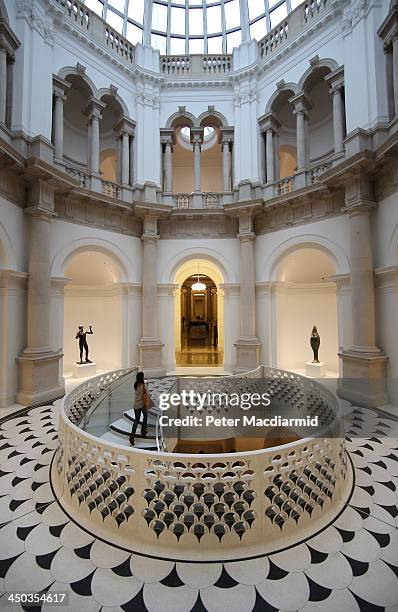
[[139, 213, 164, 376], [259, 112, 281, 185], [234, 209, 261, 373], [390, 36, 398, 117], [290, 93, 312, 171], [220, 126, 234, 192], [17, 179, 63, 406], [85, 98, 106, 181], [0, 47, 7, 125], [337, 174, 388, 407], [160, 128, 175, 195], [191, 127, 203, 193], [325, 68, 345, 156], [129, 132, 135, 187], [0, 21, 19, 127], [114, 117, 135, 186], [52, 77, 70, 164]]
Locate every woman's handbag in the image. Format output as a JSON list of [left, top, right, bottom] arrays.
[[143, 387, 149, 409]]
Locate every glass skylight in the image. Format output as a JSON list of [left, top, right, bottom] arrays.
[[83, 0, 303, 54]]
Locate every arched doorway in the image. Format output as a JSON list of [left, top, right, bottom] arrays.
[[272, 246, 339, 376], [62, 250, 125, 375], [172, 258, 225, 368]]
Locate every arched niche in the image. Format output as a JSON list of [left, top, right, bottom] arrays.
[[272, 246, 339, 375]]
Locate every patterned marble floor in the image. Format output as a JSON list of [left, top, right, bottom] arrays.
[[0, 399, 397, 611]]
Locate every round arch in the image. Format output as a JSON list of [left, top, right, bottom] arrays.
[[97, 88, 130, 118], [57, 66, 98, 99], [161, 246, 236, 285], [51, 238, 134, 283], [265, 83, 298, 114], [166, 110, 197, 129], [265, 235, 349, 281], [197, 110, 229, 128], [297, 59, 339, 93]]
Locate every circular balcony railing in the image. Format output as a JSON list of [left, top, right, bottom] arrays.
[[51, 366, 352, 561]]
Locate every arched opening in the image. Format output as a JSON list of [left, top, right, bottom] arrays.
[[303, 67, 335, 163], [173, 125, 223, 193], [173, 259, 224, 368], [98, 94, 124, 182], [63, 250, 125, 376], [273, 247, 339, 376], [62, 74, 92, 172], [271, 89, 297, 180]]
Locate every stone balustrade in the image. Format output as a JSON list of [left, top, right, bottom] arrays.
[[65, 165, 89, 188], [160, 54, 232, 77], [52, 365, 351, 560], [53, 0, 135, 65], [173, 193, 224, 209], [102, 179, 121, 199], [309, 161, 332, 183], [277, 175, 295, 195], [258, 0, 332, 60]]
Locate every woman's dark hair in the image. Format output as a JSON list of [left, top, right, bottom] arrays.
[[134, 371, 145, 390]]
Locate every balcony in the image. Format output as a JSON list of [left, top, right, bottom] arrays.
[[258, 0, 333, 61], [53, 0, 135, 66], [160, 54, 232, 78]]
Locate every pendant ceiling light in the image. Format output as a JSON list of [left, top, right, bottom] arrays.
[[192, 264, 206, 292]]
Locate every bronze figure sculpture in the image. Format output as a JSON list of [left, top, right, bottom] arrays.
[[310, 325, 320, 363], [76, 325, 93, 364]]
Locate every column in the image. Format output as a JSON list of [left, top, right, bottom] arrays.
[[393, 36, 398, 117], [239, 0, 250, 43], [17, 179, 63, 405], [337, 174, 388, 407], [193, 136, 201, 191], [115, 117, 135, 186], [139, 213, 164, 376], [0, 48, 7, 125], [258, 113, 280, 184], [290, 93, 312, 170], [85, 98, 106, 175], [222, 141, 230, 192], [52, 77, 70, 163], [331, 84, 345, 154], [234, 210, 261, 372], [325, 68, 345, 155], [265, 128, 274, 183], [129, 132, 135, 187], [164, 141, 173, 193]]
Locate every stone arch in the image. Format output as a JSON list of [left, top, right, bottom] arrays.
[[264, 235, 349, 281], [197, 110, 229, 128], [265, 83, 298, 114], [161, 246, 236, 285], [97, 87, 130, 118], [51, 238, 134, 283], [297, 58, 340, 93], [57, 66, 98, 99], [165, 110, 197, 129]]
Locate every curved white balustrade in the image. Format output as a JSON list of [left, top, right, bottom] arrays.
[[52, 366, 352, 561]]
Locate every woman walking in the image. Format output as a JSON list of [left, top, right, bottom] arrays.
[[129, 371, 148, 446]]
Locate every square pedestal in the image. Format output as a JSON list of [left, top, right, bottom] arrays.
[[73, 362, 97, 379], [305, 361, 326, 378]]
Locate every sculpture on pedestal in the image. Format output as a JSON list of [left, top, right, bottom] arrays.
[[76, 325, 93, 364], [310, 325, 320, 363]]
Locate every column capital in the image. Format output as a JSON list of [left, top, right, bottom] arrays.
[[142, 233, 159, 244], [190, 127, 204, 144], [160, 128, 175, 145], [219, 126, 235, 144], [52, 74, 71, 99], [378, 2, 398, 48], [238, 231, 256, 242], [84, 97, 106, 120], [258, 111, 281, 133], [289, 92, 312, 117], [324, 66, 345, 94], [0, 19, 20, 59], [114, 115, 136, 138]]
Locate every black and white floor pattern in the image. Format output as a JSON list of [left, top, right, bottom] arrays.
[[0, 399, 397, 611]]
